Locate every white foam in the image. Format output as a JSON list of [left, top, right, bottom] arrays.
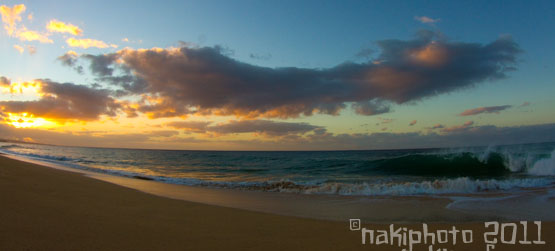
[[528, 150, 555, 176], [302, 177, 554, 196]]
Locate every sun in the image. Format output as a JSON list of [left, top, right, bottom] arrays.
[[7, 112, 57, 128]]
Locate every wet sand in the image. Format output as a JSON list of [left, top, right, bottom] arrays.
[[1, 154, 554, 250]]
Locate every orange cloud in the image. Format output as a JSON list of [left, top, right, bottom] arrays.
[[0, 79, 121, 122], [459, 105, 512, 116], [66, 38, 117, 49], [16, 26, 53, 43], [442, 121, 474, 133], [13, 44, 24, 53], [0, 4, 26, 35], [67, 32, 520, 120], [410, 43, 448, 66], [414, 16, 440, 24], [0, 80, 41, 95], [0, 76, 10, 87], [26, 45, 36, 55], [46, 19, 82, 35], [0, 4, 52, 43], [367, 67, 422, 96]]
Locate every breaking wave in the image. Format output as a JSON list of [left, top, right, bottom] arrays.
[[1, 141, 554, 196], [528, 150, 555, 176], [127, 176, 555, 196]]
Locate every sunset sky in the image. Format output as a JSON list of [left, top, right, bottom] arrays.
[[1, 0, 554, 150]]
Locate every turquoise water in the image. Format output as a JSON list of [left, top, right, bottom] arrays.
[[1, 142, 554, 196]]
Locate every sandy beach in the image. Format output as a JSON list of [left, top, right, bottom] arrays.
[[1, 154, 554, 250]]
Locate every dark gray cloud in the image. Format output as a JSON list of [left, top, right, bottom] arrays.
[[351, 100, 391, 116], [249, 53, 272, 60], [206, 120, 322, 136], [213, 123, 555, 150], [82, 53, 119, 76], [0, 79, 120, 121], [442, 121, 474, 133], [78, 53, 147, 95], [355, 47, 375, 60], [71, 30, 520, 119], [431, 124, 444, 129], [0, 76, 10, 87], [167, 119, 323, 137], [56, 51, 83, 74], [459, 105, 512, 116], [301, 123, 555, 150], [166, 121, 211, 133]]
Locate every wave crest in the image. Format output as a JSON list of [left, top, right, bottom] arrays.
[[528, 151, 555, 176]]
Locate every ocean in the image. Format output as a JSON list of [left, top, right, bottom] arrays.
[[1, 141, 554, 197]]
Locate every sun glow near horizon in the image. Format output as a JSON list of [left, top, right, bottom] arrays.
[[6, 112, 57, 128]]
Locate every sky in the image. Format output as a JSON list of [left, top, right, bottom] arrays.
[[1, 0, 554, 150]]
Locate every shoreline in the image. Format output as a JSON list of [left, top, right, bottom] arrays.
[[4, 154, 555, 224], [2, 154, 555, 250], [0, 153, 474, 222], [3, 152, 555, 222]]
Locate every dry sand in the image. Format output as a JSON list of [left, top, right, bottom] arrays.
[[1, 154, 553, 250]]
